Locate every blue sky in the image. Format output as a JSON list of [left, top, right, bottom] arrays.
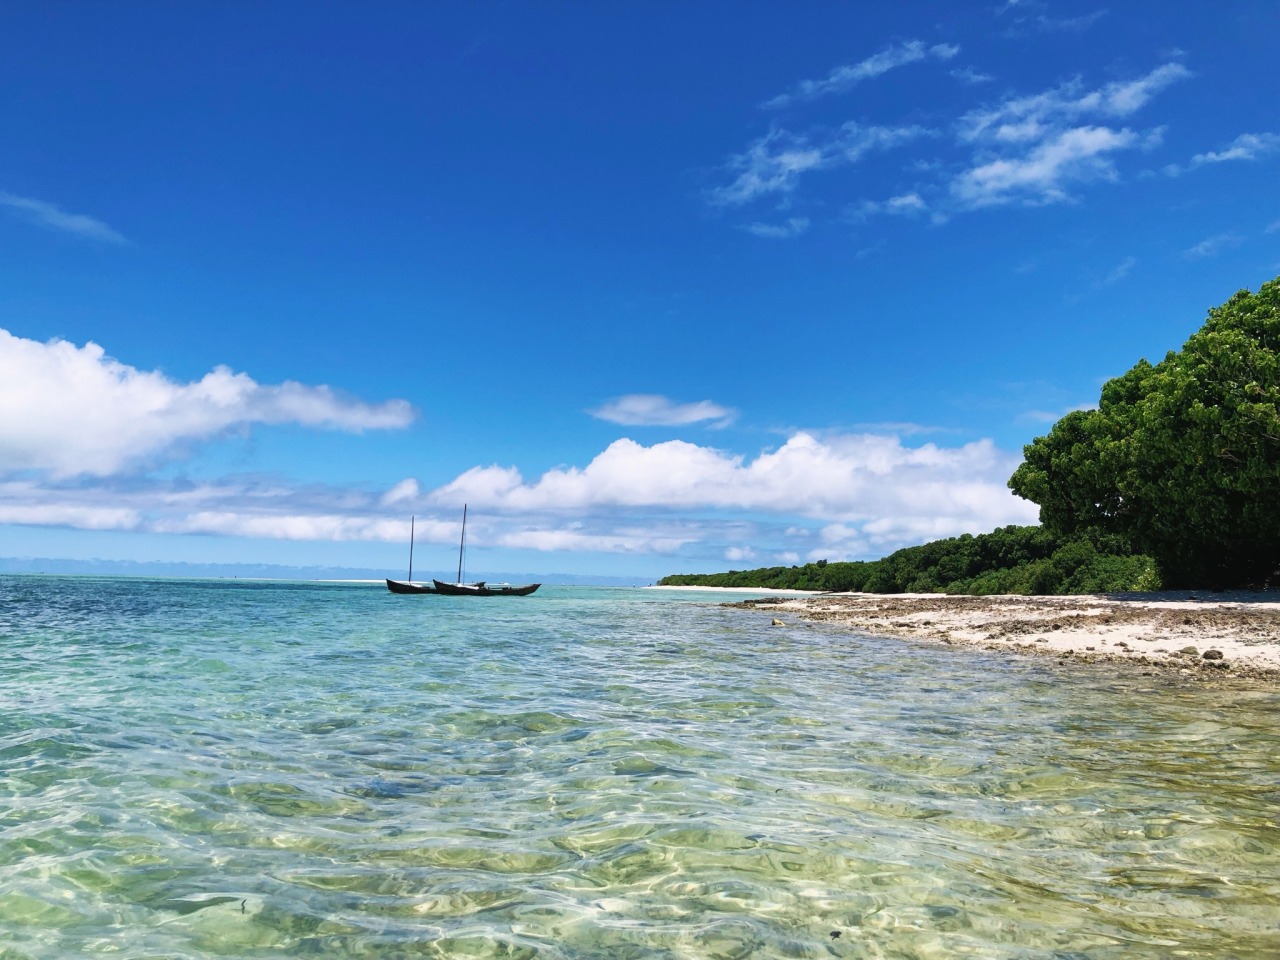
[[1, 1, 1277, 579]]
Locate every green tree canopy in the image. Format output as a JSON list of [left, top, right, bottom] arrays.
[[1009, 277, 1280, 587]]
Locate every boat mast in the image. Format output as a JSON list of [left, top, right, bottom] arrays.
[[456, 504, 467, 584], [408, 515, 415, 583]]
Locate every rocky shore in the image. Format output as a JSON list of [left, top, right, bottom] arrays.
[[729, 591, 1280, 683]]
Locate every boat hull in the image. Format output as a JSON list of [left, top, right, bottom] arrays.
[[432, 579, 540, 597], [386, 579, 438, 594]]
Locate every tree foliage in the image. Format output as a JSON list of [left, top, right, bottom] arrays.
[[659, 525, 1160, 595], [1009, 277, 1280, 587]]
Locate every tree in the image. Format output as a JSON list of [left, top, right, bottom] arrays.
[[1010, 277, 1280, 586]]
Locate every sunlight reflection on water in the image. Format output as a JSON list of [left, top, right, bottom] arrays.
[[1, 576, 1278, 958]]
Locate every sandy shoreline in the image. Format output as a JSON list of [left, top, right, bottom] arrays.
[[728, 591, 1280, 683]]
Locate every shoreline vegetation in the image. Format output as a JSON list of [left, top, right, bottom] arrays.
[[659, 277, 1280, 682]]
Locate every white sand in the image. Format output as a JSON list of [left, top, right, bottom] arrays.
[[732, 591, 1280, 681], [645, 585, 821, 595]]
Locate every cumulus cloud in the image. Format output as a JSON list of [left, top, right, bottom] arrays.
[[430, 432, 1036, 534], [762, 40, 960, 109], [0, 192, 129, 244], [589, 394, 736, 427], [0, 329, 415, 477]]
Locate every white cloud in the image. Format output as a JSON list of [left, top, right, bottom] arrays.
[[1182, 233, 1243, 260], [725, 546, 756, 563], [943, 65, 1186, 211], [153, 512, 412, 542], [430, 432, 1036, 535], [709, 124, 932, 207], [998, 5, 1109, 36], [496, 527, 693, 554], [763, 40, 960, 109], [1, 428, 1039, 564], [952, 125, 1138, 208], [957, 64, 1189, 142], [952, 66, 994, 85], [852, 192, 929, 221], [711, 60, 1188, 229], [744, 217, 810, 239], [589, 394, 736, 427], [1190, 132, 1280, 166], [0, 192, 128, 244], [381, 478, 420, 505], [0, 499, 141, 530], [0, 329, 415, 478], [1098, 255, 1137, 286]]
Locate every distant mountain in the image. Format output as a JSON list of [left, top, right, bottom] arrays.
[[0, 556, 653, 587]]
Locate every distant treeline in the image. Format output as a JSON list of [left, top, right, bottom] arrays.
[[659, 525, 1161, 595]]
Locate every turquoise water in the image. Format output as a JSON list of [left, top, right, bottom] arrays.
[[1, 576, 1278, 959]]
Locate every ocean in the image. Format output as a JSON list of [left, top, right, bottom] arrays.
[[1, 575, 1277, 958]]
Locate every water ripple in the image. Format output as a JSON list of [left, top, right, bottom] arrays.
[[1, 576, 1278, 958]]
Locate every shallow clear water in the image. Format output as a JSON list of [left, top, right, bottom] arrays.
[[1, 575, 1278, 958]]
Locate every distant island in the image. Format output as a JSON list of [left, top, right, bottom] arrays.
[[663, 277, 1280, 594]]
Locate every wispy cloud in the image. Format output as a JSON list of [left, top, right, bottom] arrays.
[[589, 394, 736, 428], [0, 329, 415, 478], [762, 40, 960, 110], [998, 1, 1109, 36], [946, 64, 1185, 209], [0, 192, 128, 244], [850, 192, 929, 222], [1182, 233, 1243, 260], [957, 64, 1191, 144], [1097, 255, 1137, 286], [743, 217, 810, 239], [716, 58, 1189, 227], [952, 66, 994, 85], [709, 124, 932, 207], [952, 125, 1140, 208], [1191, 132, 1280, 166]]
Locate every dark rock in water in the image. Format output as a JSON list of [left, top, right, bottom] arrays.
[[1202, 649, 1224, 660], [1179, 645, 1199, 656]]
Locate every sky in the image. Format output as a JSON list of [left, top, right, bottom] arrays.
[[1, 1, 1278, 580]]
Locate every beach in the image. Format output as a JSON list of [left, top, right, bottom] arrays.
[[728, 590, 1280, 682]]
